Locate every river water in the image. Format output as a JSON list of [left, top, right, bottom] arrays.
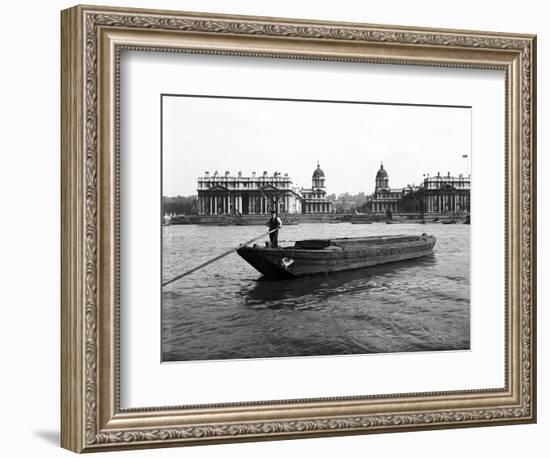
[[162, 222, 470, 362]]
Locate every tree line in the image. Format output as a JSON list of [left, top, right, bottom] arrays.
[[163, 195, 197, 215]]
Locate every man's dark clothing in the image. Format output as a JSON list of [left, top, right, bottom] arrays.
[[267, 215, 282, 248]]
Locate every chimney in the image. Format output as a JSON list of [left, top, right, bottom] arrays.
[[263, 171, 268, 178], [205, 171, 209, 177], [238, 171, 242, 178], [225, 171, 230, 178], [252, 171, 256, 178]]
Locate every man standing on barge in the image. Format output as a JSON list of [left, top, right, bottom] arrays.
[[266, 210, 282, 248]]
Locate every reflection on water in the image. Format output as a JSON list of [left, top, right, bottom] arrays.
[[162, 223, 470, 361], [244, 255, 437, 308]]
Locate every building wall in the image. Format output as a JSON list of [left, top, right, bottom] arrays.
[[197, 171, 302, 215], [368, 169, 471, 215], [197, 166, 334, 215], [370, 189, 402, 214], [301, 188, 333, 213], [411, 173, 471, 214]]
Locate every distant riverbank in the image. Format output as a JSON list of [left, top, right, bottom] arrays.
[[166, 212, 470, 226]]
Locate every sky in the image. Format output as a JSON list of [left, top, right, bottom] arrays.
[[162, 95, 471, 197]]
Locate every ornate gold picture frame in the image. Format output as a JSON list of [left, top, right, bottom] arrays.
[[61, 4, 536, 453]]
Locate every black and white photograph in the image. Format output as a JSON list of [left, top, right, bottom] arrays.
[[161, 94, 471, 362]]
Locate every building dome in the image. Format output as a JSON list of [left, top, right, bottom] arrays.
[[376, 163, 388, 179], [312, 161, 325, 178]]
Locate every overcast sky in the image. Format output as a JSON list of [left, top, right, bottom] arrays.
[[162, 95, 471, 196]]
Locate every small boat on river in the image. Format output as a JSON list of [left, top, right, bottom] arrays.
[[237, 234, 436, 279]]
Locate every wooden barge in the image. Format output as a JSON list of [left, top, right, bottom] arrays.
[[237, 234, 436, 278]]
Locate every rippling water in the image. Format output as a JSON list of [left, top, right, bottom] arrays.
[[162, 222, 470, 361]]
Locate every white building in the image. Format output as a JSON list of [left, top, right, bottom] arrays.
[[197, 170, 302, 215], [368, 163, 403, 214], [300, 162, 334, 213]]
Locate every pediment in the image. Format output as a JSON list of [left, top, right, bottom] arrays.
[[438, 183, 458, 192], [206, 184, 229, 192], [261, 184, 281, 192]]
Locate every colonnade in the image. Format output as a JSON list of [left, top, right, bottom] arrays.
[[198, 193, 294, 215], [372, 202, 399, 213], [425, 193, 468, 213], [304, 202, 332, 213]]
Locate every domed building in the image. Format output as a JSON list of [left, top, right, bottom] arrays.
[[366, 163, 471, 216], [369, 163, 403, 214], [375, 163, 389, 190], [300, 162, 333, 213], [312, 162, 325, 188]]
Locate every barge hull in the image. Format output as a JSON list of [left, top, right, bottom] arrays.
[[237, 235, 435, 278]]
